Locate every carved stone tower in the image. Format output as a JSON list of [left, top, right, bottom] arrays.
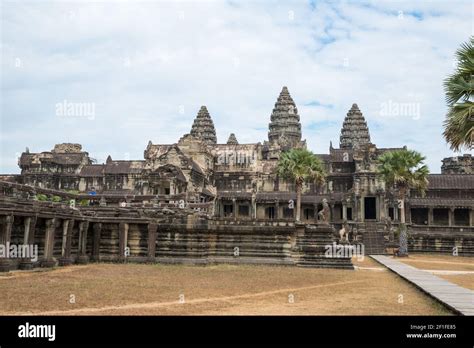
[[226, 133, 239, 145], [340, 103, 371, 149], [190, 106, 217, 145], [441, 154, 473, 174], [268, 86, 302, 148]]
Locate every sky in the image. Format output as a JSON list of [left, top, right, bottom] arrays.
[[1, 0, 473, 174]]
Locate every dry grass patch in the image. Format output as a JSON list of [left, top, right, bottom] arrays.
[[0, 263, 451, 315], [438, 274, 474, 290], [397, 254, 474, 271], [392, 253, 474, 291]]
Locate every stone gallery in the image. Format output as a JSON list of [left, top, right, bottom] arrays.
[[0, 87, 472, 271]]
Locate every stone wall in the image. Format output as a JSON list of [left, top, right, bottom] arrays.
[[409, 229, 474, 256], [0, 193, 353, 270], [156, 222, 296, 265]]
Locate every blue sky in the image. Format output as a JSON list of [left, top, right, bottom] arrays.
[[1, 0, 472, 173]]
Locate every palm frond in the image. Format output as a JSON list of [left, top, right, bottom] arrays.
[[443, 37, 474, 150], [277, 148, 326, 185], [377, 148, 430, 197]]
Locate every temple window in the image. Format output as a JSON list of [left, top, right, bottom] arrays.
[[266, 206, 275, 219], [346, 207, 353, 221], [283, 208, 294, 219], [411, 208, 428, 225], [302, 208, 313, 220], [454, 209, 469, 226], [388, 207, 394, 220], [223, 204, 233, 217], [433, 208, 449, 225], [238, 205, 249, 216]]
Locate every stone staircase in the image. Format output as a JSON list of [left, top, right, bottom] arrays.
[[294, 225, 354, 269], [361, 222, 386, 255]]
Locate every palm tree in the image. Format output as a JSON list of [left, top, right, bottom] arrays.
[[277, 148, 325, 222], [443, 37, 474, 151], [377, 148, 429, 256]]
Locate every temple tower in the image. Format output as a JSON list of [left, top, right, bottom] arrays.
[[339, 103, 371, 149], [441, 154, 473, 174], [226, 133, 239, 145], [268, 86, 302, 148], [190, 106, 217, 145]]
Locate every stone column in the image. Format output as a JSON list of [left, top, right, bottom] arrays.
[[330, 203, 335, 222], [41, 218, 56, 268], [375, 196, 380, 221], [379, 195, 385, 221], [470, 209, 473, 227], [342, 203, 347, 221], [19, 216, 37, 270], [91, 222, 102, 262], [355, 196, 361, 222], [23, 217, 32, 246], [232, 198, 237, 219], [77, 221, 90, 264], [147, 223, 157, 263], [59, 219, 74, 266], [218, 199, 223, 217], [213, 198, 219, 218], [119, 222, 129, 262], [448, 208, 454, 227], [275, 201, 280, 220], [394, 205, 399, 222], [252, 196, 257, 219], [0, 215, 14, 272], [428, 208, 434, 226], [406, 203, 412, 224]]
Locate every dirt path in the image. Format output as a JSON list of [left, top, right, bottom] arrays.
[[0, 266, 90, 280], [354, 266, 386, 271]]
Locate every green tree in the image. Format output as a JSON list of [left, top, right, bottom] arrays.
[[443, 37, 474, 151], [277, 148, 326, 222], [377, 148, 429, 256]]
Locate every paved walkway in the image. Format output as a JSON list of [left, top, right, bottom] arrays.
[[371, 255, 474, 316]]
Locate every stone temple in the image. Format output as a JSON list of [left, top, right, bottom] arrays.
[[0, 86, 473, 271]]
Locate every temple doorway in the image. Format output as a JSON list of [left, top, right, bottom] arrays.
[[364, 197, 376, 220]]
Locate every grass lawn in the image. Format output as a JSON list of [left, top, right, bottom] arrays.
[[397, 253, 474, 271], [0, 261, 451, 315], [395, 253, 474, 290], [438, 274, 474, 290]]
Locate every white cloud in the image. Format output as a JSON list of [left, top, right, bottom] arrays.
[[1, 0, 472, 173]]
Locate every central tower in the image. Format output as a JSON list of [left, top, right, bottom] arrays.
[[190, 106, 217, 145], [268, 86, 302, 148], [339, 103, 371, 149]]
